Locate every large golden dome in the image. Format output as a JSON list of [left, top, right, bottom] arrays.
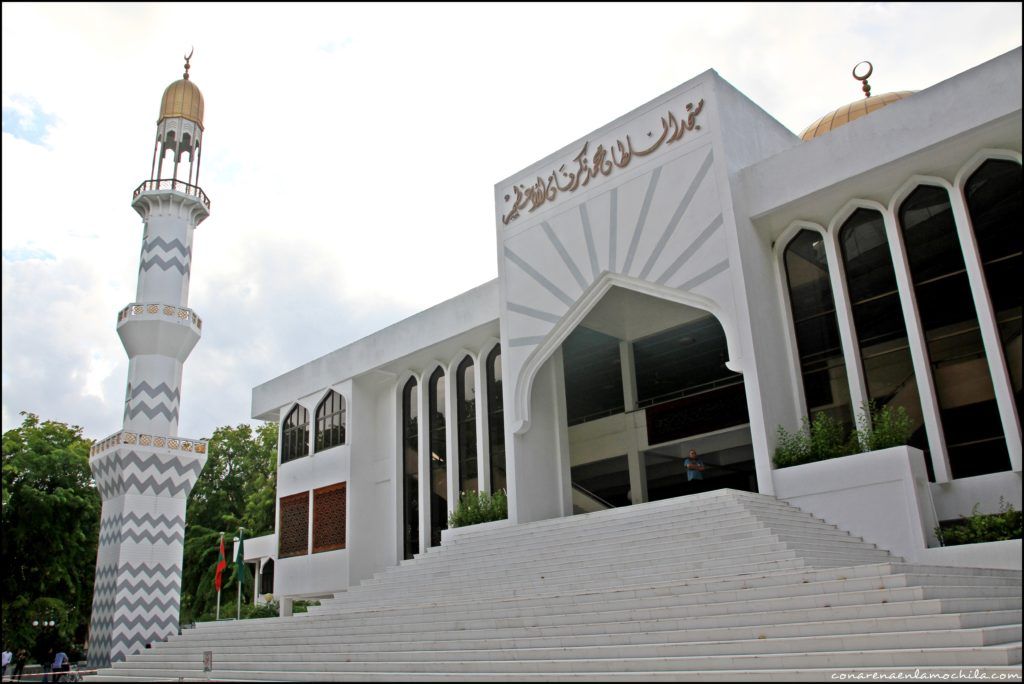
[[800, 90, 915, 141], [159, 77, 204, 128]]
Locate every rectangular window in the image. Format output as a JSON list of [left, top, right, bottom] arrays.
[[312, 482, 347, 553], [278, 492, 309, 558]]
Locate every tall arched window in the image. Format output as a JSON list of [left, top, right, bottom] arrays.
[[839, 209, 929, 471], [428, 367, 448, 547], [401, 378, 419, 560], [899, 185, 1009, 477], [314, 391, 346, 452], [784, 229, 853, 428], [456, 356, 478, 497], [965, 159, 1022, 428], [486, 345, 507, 495], [281, 404, 309, 464]]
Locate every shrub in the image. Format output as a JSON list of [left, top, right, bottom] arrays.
[[936, 499, 1022, 546], [773, 411, 853, 468], [448, 489, 508, 528], [852, 401, 913, 452], [773, 402, 913, 468]]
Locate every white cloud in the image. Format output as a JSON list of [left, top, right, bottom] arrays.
[[2, 2, 1020, 440]]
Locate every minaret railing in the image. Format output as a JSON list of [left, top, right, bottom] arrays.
[[133, 179, 211, 210]]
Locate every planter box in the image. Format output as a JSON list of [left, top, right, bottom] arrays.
[[772, 446, 940, 562], [441, 517, 512, 543], [918, 538, 1022, 570]]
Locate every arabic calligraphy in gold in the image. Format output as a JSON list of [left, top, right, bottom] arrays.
[[502, 99, 705, 226]]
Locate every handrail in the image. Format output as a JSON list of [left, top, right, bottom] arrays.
[[133, 179, 211, 210], [571, 481, 617, 509]]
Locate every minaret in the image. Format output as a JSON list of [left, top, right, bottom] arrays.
[[88, 52, 211, 668]]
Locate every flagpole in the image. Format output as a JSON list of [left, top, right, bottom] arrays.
[[236, 527, 244, 621], [216, 533, 223, 621]]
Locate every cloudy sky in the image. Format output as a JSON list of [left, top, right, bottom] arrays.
[[2, 2, 1021, 443]]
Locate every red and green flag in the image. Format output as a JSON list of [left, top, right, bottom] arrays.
[[214, 534, 227, 592]]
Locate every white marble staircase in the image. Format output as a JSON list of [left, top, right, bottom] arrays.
[[90, 489, 1022, 681]]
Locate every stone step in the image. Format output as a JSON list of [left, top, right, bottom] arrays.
[[102, 642, 1023, 675], [152, 614, 1023, 655]]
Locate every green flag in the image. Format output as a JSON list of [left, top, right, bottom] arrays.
[[234, 528, 249, 585]]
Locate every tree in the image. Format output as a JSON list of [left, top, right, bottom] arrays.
[[180, 422, 277, 623], [2, 412, 100, 658]]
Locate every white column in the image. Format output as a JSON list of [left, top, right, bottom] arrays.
[[824, 228, 869, 422], [417, 376, 430, 552], [948, 187, 1022, 471], [475, 352, 491, 493], [619, 341, 638, 412], [445, 367, 458, 515], [882, 207, 951, 482]]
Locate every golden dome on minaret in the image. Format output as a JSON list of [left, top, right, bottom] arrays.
[[800, 62, 915, 141], [158, 50, 204, 128]]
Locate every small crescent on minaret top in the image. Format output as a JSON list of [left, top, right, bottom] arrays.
[[183, 47, 194, 80]]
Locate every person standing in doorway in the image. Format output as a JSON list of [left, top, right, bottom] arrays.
[[13, 649, 28, 680], [684, 449, 705, 492], [2, 646, 12, 679]]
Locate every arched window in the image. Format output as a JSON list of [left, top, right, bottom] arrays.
[[281, 404, 309, 464], [314, 391, 346, 452], [839, 209, 929, 471], [259, 558, 274, 595], [402, 377, 419, 560], [456, 356, 478, 496], [965, 160, 1022, 427], [428, 367, 447, 547], [898, 185, 1009, 477], [486, 345, 507, 495], [783, 229, 852, 429]]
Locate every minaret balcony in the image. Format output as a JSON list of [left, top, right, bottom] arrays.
[[90, 428, 208, 459], [133, 179, 211, 210], [116, 303, 202, 361]]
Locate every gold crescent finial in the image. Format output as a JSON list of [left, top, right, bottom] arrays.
[[183, 47, 194, 80], [852, 61, 873, 98]]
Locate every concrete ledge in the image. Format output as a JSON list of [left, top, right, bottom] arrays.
[[918, 538, 1022, 571], [772, 446, 939, 561], [441, 518, 513, 543]]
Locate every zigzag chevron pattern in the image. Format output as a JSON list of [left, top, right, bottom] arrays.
[[130, 381, 181, 402], [141, 236, 190, 260], [92, 450, 203, 498], [124, 400, 179, 422], [98, 511, 186, 546], [139, 254, 189, 274], [89, 559, 183, 668]]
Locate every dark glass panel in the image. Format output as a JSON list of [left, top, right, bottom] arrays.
[[456, 356, 478, 496], [783, 229, 852, 428], [401, 378, 419, 560], [571, 455, 631, 508], [966, 160, 1022, 426], [899, 185, 1009, 477], [281, 405, 309, 464], [428, 368, 448, 546], [633, 313, 742, 406], [562, 326, 624, 426], [839, 209, 929, 470], [314, 391, 346, 452], [486, 345, 507, 495]]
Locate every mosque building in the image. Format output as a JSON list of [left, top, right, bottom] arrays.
[[240, 48, 1022, 613]]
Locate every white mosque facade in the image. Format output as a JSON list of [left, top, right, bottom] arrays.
[[244, 48, 1022, 612]]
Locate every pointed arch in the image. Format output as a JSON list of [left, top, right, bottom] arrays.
[[280, 403, 309, 464], [314, 390, 346, 452], [512, 272, 741, 435]]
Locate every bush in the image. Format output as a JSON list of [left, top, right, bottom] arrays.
[[773, 411, 853, 468], [448, 490, 508, 528], [936, 499, 1022, 546], [773, 402, 913, 469], [852, 401, 913, 452]]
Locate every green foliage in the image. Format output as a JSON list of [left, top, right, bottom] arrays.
[[2, 412, 99, 654], [448, 489, 508, 528], [936, 499, 1022, 546], [180, 422, 277, 624], [851, 402, 913, 453], [773, 402, 913, 468], [773, 411, 853, 468]]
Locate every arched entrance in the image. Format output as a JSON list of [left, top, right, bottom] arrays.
[[557, 286, 756, 512]]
